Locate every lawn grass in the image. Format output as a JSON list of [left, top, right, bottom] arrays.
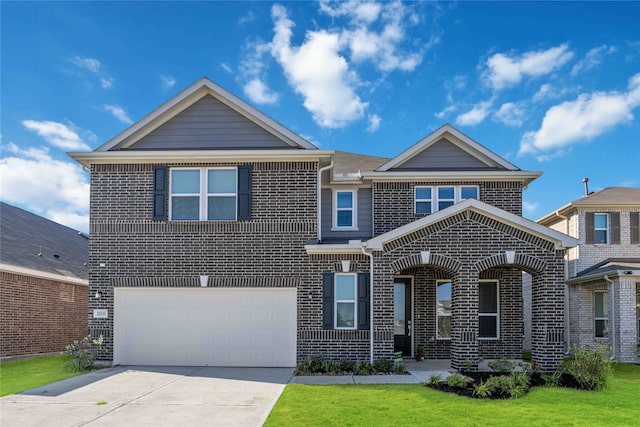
[[266, 363, 640, 426], [0, 354, 84, 397]]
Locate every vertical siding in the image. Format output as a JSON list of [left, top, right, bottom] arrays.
[[321, 188, 373, 240]]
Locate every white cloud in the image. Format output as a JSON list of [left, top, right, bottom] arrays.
[[522, 201, 539, 216], [494, 102, 525, 127], [160, 74, 176, 89], [484, 44, 574, 90], [519, 72, 640, 159], [532, 83, 576, 103], [269, 4, 367, 128], [434, 104, 457, 119], [367, 114, 381, 132], [221, 63, 232, 73], [455, 100, 493, 126], [100, 77, 113, 89], [0, 144, 90, 232], [571, 45, 617, 76], [319, 0, 382, 24], [103, 104, 133, 125], [22, 120, 90, 150], [243, 78, 279, 104], [70, 56, 113, 89], [238, 10, 255, 24]]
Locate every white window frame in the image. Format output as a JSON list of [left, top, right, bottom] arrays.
[[436, 280, 452, 340], [414, 185, 480, 214], [478, 280, 500, 340], [594, 291, 609, 338], [169, 167, 238, 221], [332, 189, 358, 231], [594, 213, 609, 245], [334, 273, 357, 330]]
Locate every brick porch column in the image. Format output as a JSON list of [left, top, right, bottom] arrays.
[[450, 267, 479, 370], [531, 254, 565, 372], [614, 278, 638, 362]]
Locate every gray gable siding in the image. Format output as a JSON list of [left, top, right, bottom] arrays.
[[390, 139, 502, 171], [321, 188, 372, 241], [127, 95, 292, 150]]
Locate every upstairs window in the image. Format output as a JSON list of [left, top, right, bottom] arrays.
[[586, 212, 620, 245], [170, 168, 237, 221], [594, 213, 609, 244], [414, 185, 479, 214], [333, 190, 358, 230]]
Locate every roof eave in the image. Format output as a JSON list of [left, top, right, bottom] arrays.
[[567, 269, 640, 285], [360, 170, 542, 185]]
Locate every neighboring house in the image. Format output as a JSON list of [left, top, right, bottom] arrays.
[[0, 202, 88, 358], [536, 188, 640, 362], [69, 77, 577, 372]]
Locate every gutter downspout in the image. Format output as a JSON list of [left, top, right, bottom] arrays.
[[555, 210, 571, 354], [317, 160, 334, 242], [604, 275, 616, 360], [362, 243, 374, 363]]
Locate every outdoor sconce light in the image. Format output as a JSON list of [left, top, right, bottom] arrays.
[[95, 291, 103, 299], [308, 291, 313, 300]]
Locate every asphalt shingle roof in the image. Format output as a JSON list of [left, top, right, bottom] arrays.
[[333, 150, 390, 175], [0, 202, 88, 279]]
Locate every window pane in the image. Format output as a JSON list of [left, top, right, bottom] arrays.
[[595, 319, 608, 338], [439, 201, 454, 210], [171, 170, 200, 193], [337, 210, 353, 227], [336, 303, 355, 328], [438, 187, 455, 199], [461, 187, 478, 199], [594, 230, 607, 244], [594, 214, 608, 229], [479, 316, 497, 338], [207, 196, 236, 220], [171, 197, 199, 220], [595, 292, 608, 317], [207, 169, 236, 194], [479, 282, 498, 313], [415, 187, 431, 199], [394, 284, 406, 335], [437, 316, 451, 338], [416, 201, 431, 214], [437, 282, 452, 316], [336, 275, 355, 299], [337, 192, 353, 208]]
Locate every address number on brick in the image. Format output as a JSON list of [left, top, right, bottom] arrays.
[[93, 309, 108, 318]]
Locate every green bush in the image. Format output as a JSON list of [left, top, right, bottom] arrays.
[[542, 372, 560, 386], [427, 374, 441, 386], [558, 344, 613, 390], [372, 358, 393, 373], [446, 373, 469, 388], [323, 360, 340, 374], [65, 335, 103, 372], [393, 363, 407, 374], [307, 355, 326, 373], [482, 373, 530, 398], [488, 358, 516, 374], [355, 361, 374, 375], [473, 381, 492, 398], [337, 358, 355, 373]]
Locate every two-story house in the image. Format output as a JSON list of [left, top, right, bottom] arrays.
[[70, 77, 577, 372], [537, 187, 640, 362]]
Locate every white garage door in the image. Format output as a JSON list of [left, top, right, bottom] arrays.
[[114, 287, 297, 367]]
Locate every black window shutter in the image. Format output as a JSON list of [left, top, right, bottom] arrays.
[[585, 212, 594, 244], [153, 166, 167, 221], [237, 165, 252, 221], [631, 213, 640, 244], [322, 273, 334, 329], [357, 273, 370, 330], [610, 212, 620, 244]]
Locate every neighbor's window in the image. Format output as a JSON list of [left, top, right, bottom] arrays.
[[595, 291, 608, 338], [170, 167, 237, 221], [479, 281, 499, 339], [414, 185, 480, 214], [333, 190, 357, 229], [436, 281, 452, 339], [594, 213, 609, 244], [335, 274, 357, 329]]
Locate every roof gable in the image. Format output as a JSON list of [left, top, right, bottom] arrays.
[[366, 198, 578, 251], [97, 77, 317, 151], [377, 124, 519, 172]]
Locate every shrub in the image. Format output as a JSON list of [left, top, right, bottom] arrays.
[[558, 344, 612, 390], [473, 381, 492, 398], [355, 361, 374, 376], [462, 359, 475, 373], [488, 358, 516, 374], [393, 362, 407, 374], [323, 360, 340, 374], [307, 355, 326, 373], [296, 359, 314, 375], [337, 358, 355, 373], [427, 374, 441, 386], [372, 358, 393, 373], [65, 335, 103, 372], [446, 373, 469, 388], [542, 372, 560, 386]]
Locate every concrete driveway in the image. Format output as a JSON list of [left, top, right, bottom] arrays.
[[0, 366, 293, 427]]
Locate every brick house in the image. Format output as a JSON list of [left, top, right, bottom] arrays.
[[70, 77, 577, 371], [0, 202, 88, 358], [536, 187, 640, 362]]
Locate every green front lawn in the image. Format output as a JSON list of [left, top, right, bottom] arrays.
[[0, 354, 84, 397], [266, 364, 640, 426]]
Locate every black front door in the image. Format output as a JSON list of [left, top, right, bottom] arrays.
[[394, 278, 412, 357]]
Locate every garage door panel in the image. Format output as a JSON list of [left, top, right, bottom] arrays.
[[115, 288, 296, 367]]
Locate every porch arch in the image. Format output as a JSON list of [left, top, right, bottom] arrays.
[[390, 251, 461, 274], [474, 251, 546, 274]]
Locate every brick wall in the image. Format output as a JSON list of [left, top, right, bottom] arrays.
[[0, 272, 88, 358]]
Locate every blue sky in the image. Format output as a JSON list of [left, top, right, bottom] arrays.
[[1, 1, 639, 232]]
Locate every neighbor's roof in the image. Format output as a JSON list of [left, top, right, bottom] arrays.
[[537, 187, 640, 225], [567, 258, 640, 284], [333, 151, 390, 175], [0, 202, 88, 281]]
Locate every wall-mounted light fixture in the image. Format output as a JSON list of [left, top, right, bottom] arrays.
[[95, 291, 103, 299], [307, 291, 313, 300]]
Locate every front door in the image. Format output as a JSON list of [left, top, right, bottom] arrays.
[[394, 278, 412, 357]]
